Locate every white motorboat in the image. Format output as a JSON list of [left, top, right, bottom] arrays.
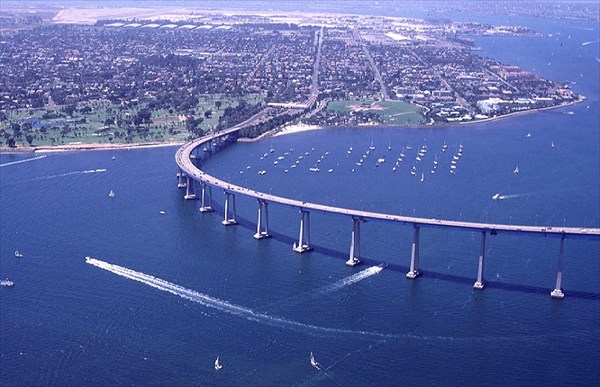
[[377, 157, 385, 163], [420, 173, 424, 182], [1, 278, 14, 287], [309, 167, 320, 172], [492, 193, 501, 200], [215, 356, 223, 371], [108, 190, 115, 198], [15, 250, 23, 258], [513, 166, 520, 174]]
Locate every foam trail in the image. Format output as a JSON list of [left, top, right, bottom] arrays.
[[86, 257, 392, 339], [0, 155, 46, 168], [35, 168, 107, 181], [316, 265, 383, 295], [581, 40, 598, 46]]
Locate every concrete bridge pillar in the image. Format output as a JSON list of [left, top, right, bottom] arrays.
[[473, 231, 486, 289], [199, 182, 214, 213], [177, 170, 187, 189], [406, 225, 422, 279], [222, 192, 238, 226], [254, 199, 271, 239], [346, 218, 363, 267], [184, 177, 197, 200], [550, 235, 566, 299], [293, 210, 312, 253]]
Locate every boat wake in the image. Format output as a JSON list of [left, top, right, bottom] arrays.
[[86, 257, 393, 339], [316, 265, 384, 295], [35, 168, 107, 181], [498, 194, 520, 200], [581, 40, 599, 46], [0, 155, 47, 168], [86, 257, 588, 344]]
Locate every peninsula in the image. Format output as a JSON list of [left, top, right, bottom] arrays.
[[0, 4, 583, 150]]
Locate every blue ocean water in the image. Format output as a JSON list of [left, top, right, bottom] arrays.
[[1, 11, 599, 387]]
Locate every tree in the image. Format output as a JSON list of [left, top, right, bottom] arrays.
[[26, 134, 34, 146]]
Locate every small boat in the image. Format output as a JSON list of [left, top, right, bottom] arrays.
[[377, 157, 385, 163], [526, 133, 532, 138], [453, 155, 459, 160], [215, 356, 223, 371], [328, 169, 334, 173], [442, 141, 448, 152], [551, 141, 555, 148], [160, 211, 166, 215], [492, 193, 501, 200], [388, 142, 392, 151], [392, 166, 397, 171], [310, 352, 321, 370], [406, 145, 413, 150], [258, 170, 267, 175], [15, 250, 23, 258], [270, 147, 275, 153], [420, 173, 424, 182], [108, 190, 115, 198], [1, 278, 14, 287], [513, 166, 520, 174], [111, 156, 116, 160], [369, 140, 375, 151], [410, 167, 417, 176], [309, 167, 320, 172], [277, 156, 285, 160], [416, 156, 422, 161], [450, 165, 457, 169]]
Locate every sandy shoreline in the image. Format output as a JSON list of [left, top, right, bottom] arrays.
[[0, 141, 183, 154]]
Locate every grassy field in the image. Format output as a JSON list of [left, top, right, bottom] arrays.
[[0, 95, 263, 147], [327, 99, 425, 125]]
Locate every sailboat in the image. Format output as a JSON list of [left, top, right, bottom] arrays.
[[214, 356, 223, 371], [513, 166, 520, 174], [108, 190, 115, 198], [310, 352, 321, 370], [14, 250, 23, 258]]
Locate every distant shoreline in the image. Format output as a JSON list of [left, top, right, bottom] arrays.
[[1, 97, 584, 153], [0, 141, 183, 154]]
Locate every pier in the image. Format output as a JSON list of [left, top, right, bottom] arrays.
[[175, 115, 600, 299]]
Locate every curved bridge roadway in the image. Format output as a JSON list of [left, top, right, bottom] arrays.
[[176, 124, 600, 299]]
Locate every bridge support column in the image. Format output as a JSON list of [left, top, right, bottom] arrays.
[[222, 192, 238, 226], [254, 200, 271, 239], [293, 210, 312, 253], [346, 218, 363, 267], [473, 231, 486, 289], [550, 235, 566, 299], [406, 225, 421, 279], [199, 182, 214, 213], [184, 177, 197, 200], [177, 170, 187, 188]]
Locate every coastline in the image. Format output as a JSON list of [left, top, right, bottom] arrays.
[[0, 141, 183, 154], [239, 97, 585, 141]]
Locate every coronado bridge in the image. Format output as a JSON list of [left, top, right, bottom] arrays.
[[175, 113, 600, 300]]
